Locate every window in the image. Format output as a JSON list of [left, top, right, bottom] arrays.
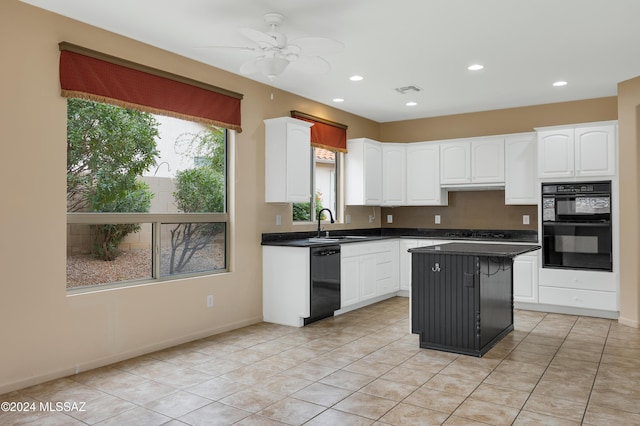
[[66, 99, 229, 291], [59, 42, 241, 292], [289, 111, 347, 223], [293, 147, 339, 222]]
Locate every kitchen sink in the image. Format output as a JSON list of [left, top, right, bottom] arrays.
[[310, 235, 368, 241], [327, 235, 368, 240]]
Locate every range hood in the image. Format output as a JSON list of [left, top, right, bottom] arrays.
[[441, 183, 505, 191]]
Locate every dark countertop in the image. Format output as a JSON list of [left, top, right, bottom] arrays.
[[409, 242, 541, 257], [261, 228, 538, 248]]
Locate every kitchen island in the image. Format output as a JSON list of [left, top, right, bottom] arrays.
[[409, 242, 540, 356]]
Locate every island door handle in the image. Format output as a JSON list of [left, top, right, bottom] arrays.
[[432, 263, 441, 272]]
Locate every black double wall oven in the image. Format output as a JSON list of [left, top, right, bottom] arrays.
[[541, 181, 612, 271]]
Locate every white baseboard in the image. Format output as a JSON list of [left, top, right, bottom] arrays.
[[514, 302, 618, 320]]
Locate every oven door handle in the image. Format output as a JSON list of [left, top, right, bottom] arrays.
[[543, 221, 611, 226]]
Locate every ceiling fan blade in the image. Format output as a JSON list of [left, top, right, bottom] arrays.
[[290, 56, 331, 74], [239, 27, 277, 47], [239, 59, 260, 75], [194, 45, 257, 52], [290, 37, 343, 56]]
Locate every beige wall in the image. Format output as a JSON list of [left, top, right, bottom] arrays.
[[0, 0, 378, 393], [379, 97, 618, 142], [617, 76, 640, 328], [382, 191, 538, 231], [1, 0, 638, 394]]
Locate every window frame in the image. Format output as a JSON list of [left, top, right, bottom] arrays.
[[293, 147, 342, 224], [66, 116, 232, 294], [66, 212, 229, 294]]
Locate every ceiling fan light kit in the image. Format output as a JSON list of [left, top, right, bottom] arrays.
[[256, 56, 290, 81]]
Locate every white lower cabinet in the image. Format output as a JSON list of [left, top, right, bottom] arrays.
[[262, 246, 310, 327], [399, 239, 451, 291], [340, 255, 361, 308], [340, 240, 400, 311], [538, 267, 618, 312], [513, 251, 539, 303]]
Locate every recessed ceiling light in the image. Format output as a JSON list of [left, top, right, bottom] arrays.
[[553, 81, 568, 87], [406, 101, 418, 107], [468, 64, 484, 71], [349, 75, 364, 81], [332, 98, 345, 103]]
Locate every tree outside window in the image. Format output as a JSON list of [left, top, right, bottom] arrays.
[[292, 147, 337, 222], [66, 99, 228, 290]]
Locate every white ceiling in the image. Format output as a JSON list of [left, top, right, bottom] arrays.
[[21, 0, 640, 123]]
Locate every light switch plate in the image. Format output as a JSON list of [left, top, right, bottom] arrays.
[[435, 214, 441, 224], [387, 214, 393, 223], [523, 215, 530, 225]]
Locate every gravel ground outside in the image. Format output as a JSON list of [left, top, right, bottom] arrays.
[[66, 243, 225, 289]]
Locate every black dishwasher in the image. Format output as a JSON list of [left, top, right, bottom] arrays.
[[305, 245, 341, 325]]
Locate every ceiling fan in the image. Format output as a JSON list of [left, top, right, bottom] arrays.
[[211, 13, 343, 81]]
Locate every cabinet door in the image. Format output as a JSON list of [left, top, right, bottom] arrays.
[[360, 254, 377, 300], [345, 138, 382, 206], [375, 240, 400, 295], [574, 125, 616, 177], [471, 138, 504, 183], [505, 134, 537, 205], [537, 129, 574, 178], [406, 142, 446, 205], [364, 141, 383, 205], [399, 239, 420, 291], [340, 256, 360, 308], [285, 123, 312, 202], [441, 141, 471, 184], [513, 253, 538, 303], [382, 143, 406, 206]]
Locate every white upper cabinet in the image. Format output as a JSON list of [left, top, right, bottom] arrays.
[[537, 122, 616, 178], [440, 141, 471, 184], [382, 143, 406, 206], [505, 133, 537, 205], [264, 117, 313, 203], [406, 142, 447, 205], [471, 138, 505, 183], [345, 138, 383, 205], [441, 138, 504, 186], [537, 128, 574, 178], [574, 124, 616, 177]]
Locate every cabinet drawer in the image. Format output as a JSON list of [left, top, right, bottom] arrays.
[[539, 286, 617, 311], [539, 268, 617, 292], [342, 241, 391, 257], [376, 261, 393, 280]]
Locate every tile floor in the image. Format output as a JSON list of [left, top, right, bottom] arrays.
[[2, 297, 640, 425]]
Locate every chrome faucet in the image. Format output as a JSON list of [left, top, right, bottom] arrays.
[[317, 208, 335, 237]]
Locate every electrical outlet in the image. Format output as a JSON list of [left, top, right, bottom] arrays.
[[387, 214, 393, 223], [275, 214, 282, 226], [206, 295, 214, 308], [369, 214, 374, 223], [345, 214, 351, 224], [523, 215, 530, 225], [435, 214, 441, 224]]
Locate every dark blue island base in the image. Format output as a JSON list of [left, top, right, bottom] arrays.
[[409, 243, 540, 357]]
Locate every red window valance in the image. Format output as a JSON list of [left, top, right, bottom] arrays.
[[291, 110, 347, 153], [59, 42, 243, 132]]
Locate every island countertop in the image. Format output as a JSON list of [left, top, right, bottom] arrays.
[[409, 242, 541, 257]]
